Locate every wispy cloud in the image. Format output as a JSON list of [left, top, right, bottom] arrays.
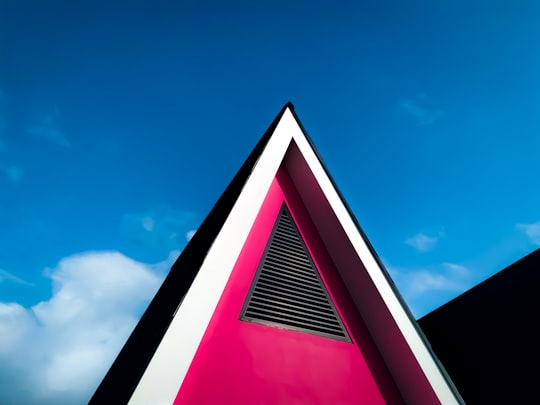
[[390, 262, 471, 296], [400, 98, 445, 126], [122, 205, 198, 252], [441, 262, 470, 276], [27, 109, 70, 147], [0, 250, 168, 405], [0, 269, 33, 286], [186, 229, 196, 241], [405, 232, 439, 252], [403, 271, 465, 295], [389, 261, 472, 316], [517, 221, 540, 246], [141, 216, 155, 231], [1, 166, 24, 184]]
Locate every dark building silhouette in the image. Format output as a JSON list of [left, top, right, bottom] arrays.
[[419, 248, 540, 404]]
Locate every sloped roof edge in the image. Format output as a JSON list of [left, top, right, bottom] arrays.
[[287, 107, 463, 403], [89, 103, 293, 405], [90, 102, 463, 404]]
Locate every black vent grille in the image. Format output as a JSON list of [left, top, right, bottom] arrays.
[[240, 204, 350, 341]]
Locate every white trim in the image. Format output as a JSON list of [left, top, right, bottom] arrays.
[[127, 110, 302, 405], [128, 107, 460, 404], [290, 126, 460, 404]]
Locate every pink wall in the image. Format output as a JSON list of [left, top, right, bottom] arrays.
[[174, 169, 405, 404], [282, 145, 442, 404]]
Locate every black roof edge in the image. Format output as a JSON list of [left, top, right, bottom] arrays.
[[88, 103, 293, 405], [287, 106, 465, 404]]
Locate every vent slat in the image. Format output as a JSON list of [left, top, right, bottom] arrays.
[[264, 255, 316, 276], [262, 260, 319, 278], [243, 312, 345, 336], [244, 310, 342, 333], [254, 276, 326, 296], [240, 204, 350, 341], [274, 228, 300, 240], [266, 247, 311, 266], [248, 298, 341, 324], [261, 265, 322, 286], [258, 266, 324, 288], [244, 307, 343, 331], [252, 286, 335, 310], [269, 241, 305, 257], [268, 246, 310, 266], [250, 287, 334, 311], [245, 304, 340, 327], [273, 230, 305, 245], [249, 293, 335, 315], [256, 276, 327, 300]]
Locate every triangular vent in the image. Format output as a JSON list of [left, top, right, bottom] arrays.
[[240, 204, 350, 341]]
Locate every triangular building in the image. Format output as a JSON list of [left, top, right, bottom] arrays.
[[90, 103, 462, 405]]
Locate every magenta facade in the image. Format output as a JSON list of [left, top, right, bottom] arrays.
[[175, 169, 416, 404], [90, 104, 462, 405]]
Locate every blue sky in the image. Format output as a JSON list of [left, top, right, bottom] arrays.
[[1, 1, 539, 403]]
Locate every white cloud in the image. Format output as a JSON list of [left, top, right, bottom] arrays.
[[186, 229, 196, 241], [27, 112, 70, 147], [405, 232, 439, 252], [404, 270, 466, 295], [389, 261, 471, 317], [517, 221, 540, 246], [0, 303, 33, 349], [0, 251, 168, 405]]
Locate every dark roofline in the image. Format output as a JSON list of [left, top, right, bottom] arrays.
[[417, 247, 540, 403], [89, 103, 293, 405]]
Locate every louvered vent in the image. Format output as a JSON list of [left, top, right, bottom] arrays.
[[240, 204, 350, 341]]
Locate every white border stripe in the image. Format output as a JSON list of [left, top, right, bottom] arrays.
[[290, 127, 460, 404], [127, 111, 302, 405], [128, 108, 459, 404]]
